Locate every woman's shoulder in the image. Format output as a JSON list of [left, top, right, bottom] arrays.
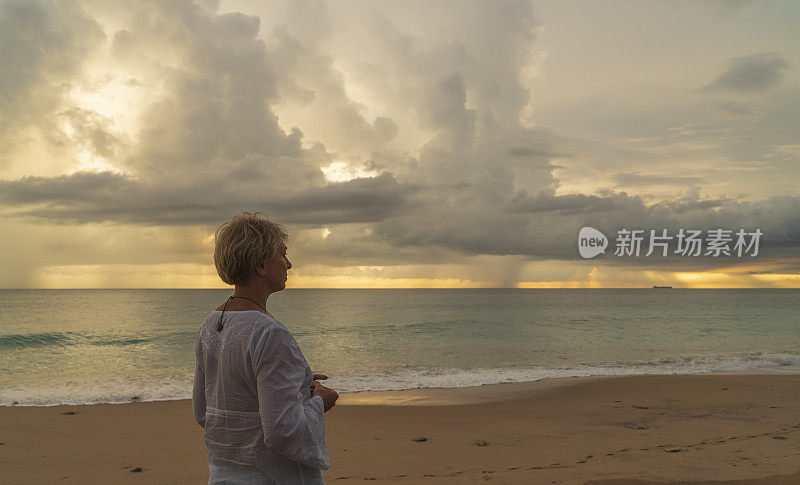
[[241, 312, 292, 337], [247, 317, 303, 358], [200, 311, 286, 337], [204, 309, 277, 323]]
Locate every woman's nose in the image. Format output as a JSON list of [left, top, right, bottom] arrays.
[[286, 258, 292, 270]]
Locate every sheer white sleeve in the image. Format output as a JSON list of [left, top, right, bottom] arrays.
[[252, 328, 329, 470], [192, 327, 207, 428]]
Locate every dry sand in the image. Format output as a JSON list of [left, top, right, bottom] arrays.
[[1, 371, 798, 484]]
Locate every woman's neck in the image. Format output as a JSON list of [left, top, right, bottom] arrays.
[[232, 288, 268, 308], [215, 284, 271, 312]]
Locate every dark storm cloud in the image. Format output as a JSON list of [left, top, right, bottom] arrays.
[[612, 172, 706, 187], [372, 188, 800, 262], [506, 146, 562, 158], [718, 102, 752, 116], [0, 171, 413, 226], [660, 196, 729, 213], [272, 173, 418, 224], [504, 190, 639, 214], [699, 52, 790, 93], [0, 171, 133, 205]]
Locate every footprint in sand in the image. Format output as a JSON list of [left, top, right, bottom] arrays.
[[623, 423, 649, 430]]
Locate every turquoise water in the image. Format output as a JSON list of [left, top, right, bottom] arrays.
[[0, 289, 798, 405]]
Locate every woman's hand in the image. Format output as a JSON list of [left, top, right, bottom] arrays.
[[313, 373, 328, 381], [310, 381, 339, 412]]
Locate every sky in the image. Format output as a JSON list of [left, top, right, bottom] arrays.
[[0, 0, 799, 289]]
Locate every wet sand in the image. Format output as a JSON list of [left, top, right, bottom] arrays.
[[1, 371, 798, 484]]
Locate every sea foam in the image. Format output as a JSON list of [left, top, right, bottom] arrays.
[[2, 352, 798, 406]]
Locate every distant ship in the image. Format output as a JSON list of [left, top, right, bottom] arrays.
[[652, 285, 672, 289]]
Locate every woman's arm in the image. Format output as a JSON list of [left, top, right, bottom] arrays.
[[192, 332, 207, 428], [252, 328, 329, 470]]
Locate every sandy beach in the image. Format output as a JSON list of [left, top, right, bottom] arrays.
[[1, 371, 799, 484]]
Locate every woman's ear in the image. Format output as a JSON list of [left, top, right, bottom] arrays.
[[254, 260, 269, 277]]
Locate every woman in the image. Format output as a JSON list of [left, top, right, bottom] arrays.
[[193, 212, 339, 484]]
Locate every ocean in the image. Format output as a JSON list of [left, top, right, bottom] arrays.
[[1, 289, 798, 406]]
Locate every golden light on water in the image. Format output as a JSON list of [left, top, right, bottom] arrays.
[[671, 272, 800, 289], [37, 264, 227, 289], [288, 275, 497, 289]]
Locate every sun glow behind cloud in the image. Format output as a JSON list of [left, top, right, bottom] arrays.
[[320, 161, 381, 183]]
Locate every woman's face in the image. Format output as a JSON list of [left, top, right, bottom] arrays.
[[262, 241, 291, 292]]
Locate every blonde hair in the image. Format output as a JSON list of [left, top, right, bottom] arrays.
[[213, 212, 288, 286]]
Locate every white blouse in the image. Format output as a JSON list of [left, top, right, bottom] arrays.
[[193, 310, 328, 484]]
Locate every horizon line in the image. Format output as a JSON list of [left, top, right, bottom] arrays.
[[2, 287, 799, 290]]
